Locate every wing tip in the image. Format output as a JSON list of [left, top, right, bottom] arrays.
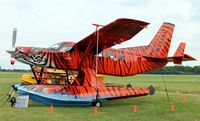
[[163, 22, 175, 26], [116, 18, 150, 25]]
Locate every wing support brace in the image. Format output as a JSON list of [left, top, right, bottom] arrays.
[[78, 41, 93, 69]]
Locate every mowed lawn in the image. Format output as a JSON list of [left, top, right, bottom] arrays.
[[0, 72, 200, 121]]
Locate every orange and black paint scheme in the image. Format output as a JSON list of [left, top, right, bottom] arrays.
[[10, 18, 195, 106]]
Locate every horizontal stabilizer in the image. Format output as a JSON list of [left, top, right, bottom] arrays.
[[143, 55, 196, 65], [168, 54, 196, 65], [170, 42, 196, 64]]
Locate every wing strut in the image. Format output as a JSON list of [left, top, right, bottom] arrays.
[[92, 24, 103, 78], [78, 24, 104, 69], [77, 41, 93, 69], [30, 66, 41, 84], [93, 24, 103, 108]]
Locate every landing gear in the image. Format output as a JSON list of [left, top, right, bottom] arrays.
[[92, 91, 102, 107], [9, 97, 16, 107], [148, 85, 155, 95], [92, 101, 102, 107], [96, 101, 101, 107], [0, 85, 17, 107], [8, 85, 17, 107]]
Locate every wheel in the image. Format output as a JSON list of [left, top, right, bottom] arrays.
[[148, 85, 155, 95], [92, 101, 102, 107], [95, 101, 101, 107], [10, 97, 16, 107]]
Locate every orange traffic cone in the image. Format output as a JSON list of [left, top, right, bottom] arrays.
[[49, 105, 54, 113], [133, 104, 137, 113], [182, 96, 186, 103], [170, 103, 174, 111], [93, 106, 98, 115]]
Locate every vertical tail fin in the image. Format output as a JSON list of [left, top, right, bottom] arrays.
[[148, 22, 175, 57], [172, 42, 186, 64], [174, 42, 185, 57]]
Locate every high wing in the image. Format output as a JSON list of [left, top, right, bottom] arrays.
[[73, 18, 149, 53]]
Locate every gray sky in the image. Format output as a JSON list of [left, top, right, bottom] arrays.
[[0, 0, 200, 69]]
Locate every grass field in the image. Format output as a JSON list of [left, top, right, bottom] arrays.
[[0, 72, 200, 121]]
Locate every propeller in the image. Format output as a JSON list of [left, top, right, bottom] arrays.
[[7, 28, 17, 65]]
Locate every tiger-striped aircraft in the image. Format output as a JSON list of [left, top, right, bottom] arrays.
[[7, 18, 195, 106]]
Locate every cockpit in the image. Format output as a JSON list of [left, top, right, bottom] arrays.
[[49, 42, 63, 51], [49, 42, 75, 52]]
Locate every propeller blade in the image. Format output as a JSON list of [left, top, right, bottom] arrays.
[[12, 28, 17, 48]]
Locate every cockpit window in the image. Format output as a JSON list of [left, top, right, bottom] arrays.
[[59, 45, 73, 52], [97, 52, 103, 57], [118, 53, 124, 59], [49, 42, 64, 51], [49, 42, 73, 52], [106, 51, 114, 58]]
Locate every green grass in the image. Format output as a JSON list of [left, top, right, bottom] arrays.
[[0, 72, 200, 121]]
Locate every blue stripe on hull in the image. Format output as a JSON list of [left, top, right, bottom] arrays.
[[19, 92, 90, 106], [15, 84, 93, 106], [14, 84, 151, 106]]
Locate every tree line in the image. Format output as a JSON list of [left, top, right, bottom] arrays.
[[145, 65, 200, 75], [0, 68, 31, 72]]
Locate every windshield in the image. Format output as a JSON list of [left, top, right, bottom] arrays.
[[59, 45, 73, 52], [49, 42, 74, 52], [49, 42, 64, 51]]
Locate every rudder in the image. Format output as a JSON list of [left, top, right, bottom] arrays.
[[148, 22, 175, 57]]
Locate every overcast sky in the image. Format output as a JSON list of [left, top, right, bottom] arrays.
[[0, 0, 199, 69]]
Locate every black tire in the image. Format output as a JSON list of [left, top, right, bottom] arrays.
[[92, 101, 102, 107], [148, 85, 155, 95], [10, 97, 16, 107], [95, 101, 101, 107]]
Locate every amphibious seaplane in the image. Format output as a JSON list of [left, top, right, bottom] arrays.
[[7, 18, 195, 106]]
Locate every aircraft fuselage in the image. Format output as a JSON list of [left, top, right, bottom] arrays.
[[14, 45, 167, 76]]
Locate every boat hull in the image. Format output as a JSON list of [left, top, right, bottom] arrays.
[[14, 84, 153, 106]]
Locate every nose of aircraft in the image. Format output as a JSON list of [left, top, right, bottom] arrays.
[[6, 50, 15, 65], [6, 50, 14, 56], [6, 47, 32, 65], [10, 58, 15, 65], [15, 47, 32, 55]]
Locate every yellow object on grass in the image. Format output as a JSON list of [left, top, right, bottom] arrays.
[[20, 74, 37, 84], [20, 72, 104, 85], [20, 74, 65, 84]]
